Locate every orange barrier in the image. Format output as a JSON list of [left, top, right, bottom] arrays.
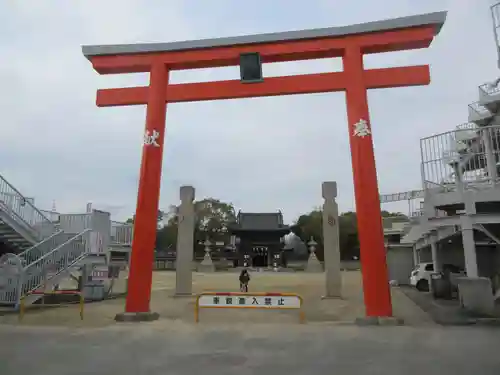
[[19, 290, 84, 322], [195, 292, 304, 323]]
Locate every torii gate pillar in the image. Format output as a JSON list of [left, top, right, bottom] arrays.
[[82, 11, 446, 321]]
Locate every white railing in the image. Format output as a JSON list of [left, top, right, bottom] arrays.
[[469, 101, 492, 118], [480, 82, 500, 97], [379, 190, 424, 203], [21, 229, 90, 297], [456, 122, 477, 131], [420, 124, 500, 190], [58, 211, 111, 253], [0, 253, 23, 305], [39, 210, 60, 223], [111, 221, 133, 246], [17, 231, 71, 265], [58, 213, 93, 233], [0, 229, 91, 306], [0, 173, 57, 241]]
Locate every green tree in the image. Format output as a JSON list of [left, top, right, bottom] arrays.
[[155, 198, 237, 251], [193, 198, 237, 243], [156, 215, 178, 251], [292, 209, 405, 261], [293, 210, 323, 246], [381, 210, 407, 219]]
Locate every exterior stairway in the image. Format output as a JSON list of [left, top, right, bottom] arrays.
[[0, 174, 58, 256], [0, 173, 95, 308], [405, 74, 500, 283], [0, 220, 35, 254]]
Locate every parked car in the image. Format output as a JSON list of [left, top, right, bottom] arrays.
[[410, 262, 465, 292]]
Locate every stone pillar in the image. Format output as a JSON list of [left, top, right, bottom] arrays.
[[482, 127, 497, 184], [430, 231, 440, 272], [457, 277, 495, 315], [305, 237, 323, 272], [321, 181, 342, 298], [462, 191, 479, 278], [175, 186, 195, 296], [412, 245, 418, 267], [198, 238, 215, 272], [243, 253, 250, 268], [272, 253, 281, 272], [461, 216, 479, 278]]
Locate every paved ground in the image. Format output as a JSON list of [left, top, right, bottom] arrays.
[[400, 287, 500, 325], [1, 323, 499, 374], [0, 271, 434, 327]]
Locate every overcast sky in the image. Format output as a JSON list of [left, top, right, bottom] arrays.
[[0, 0, 499, 224]]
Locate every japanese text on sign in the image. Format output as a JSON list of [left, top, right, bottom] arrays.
[[352, 118, 371, 138], [197, 295, 301, 308], [144, 129, 161, 147]]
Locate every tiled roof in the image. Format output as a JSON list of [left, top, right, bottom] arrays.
[[236, 212, 287, 230]]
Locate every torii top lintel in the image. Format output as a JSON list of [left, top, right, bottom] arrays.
[[83, 11, 446, 106], [83, 11, 446, 74]]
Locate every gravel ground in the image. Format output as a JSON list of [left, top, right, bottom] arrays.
[[0, 271, 434, 327]]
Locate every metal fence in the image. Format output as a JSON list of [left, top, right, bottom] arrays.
[[0, 174, 57, 240], [111, 221, 133, 246], [420, 124, 500, 191], [468, 101, 492, 119]]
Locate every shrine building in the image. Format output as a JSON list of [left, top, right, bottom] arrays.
[[229, 211, 291, 268]]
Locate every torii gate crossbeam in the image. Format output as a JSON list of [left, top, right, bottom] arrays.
[[82, 11, 446, 319]]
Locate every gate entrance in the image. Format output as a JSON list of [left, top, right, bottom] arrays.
[[82, 11, 446, 318], [252, 246, 269, 268]]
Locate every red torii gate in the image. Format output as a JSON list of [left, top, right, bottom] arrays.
[[83, 11, 446, 320]]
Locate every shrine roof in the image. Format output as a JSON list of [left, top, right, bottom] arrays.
[[229, 212, 290, 232], [82, 11, 446, 58]]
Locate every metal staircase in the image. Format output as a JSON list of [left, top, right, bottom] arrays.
[[0, 220, 36, 254], [0, 230, 91, 306], [0, 174, 58, 252], [0, 173, 96, 308]]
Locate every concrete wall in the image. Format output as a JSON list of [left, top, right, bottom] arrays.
[[386, 246, 414, 285], [417, 247, 432, 263], [418, 245, 464, 267], [476, 246, 500, 278], [436, 244, 465, 269]]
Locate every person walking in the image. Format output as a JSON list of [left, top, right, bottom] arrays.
[[239, 269, 250, 292]]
